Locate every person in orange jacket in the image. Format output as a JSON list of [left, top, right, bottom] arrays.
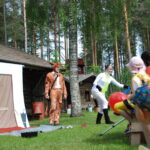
[[45, 62, 67, 125]]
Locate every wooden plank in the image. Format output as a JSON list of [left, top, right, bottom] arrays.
[[130, 132, 141, 145], [128, 117, 146, 145], [131, 122, 143, 132]]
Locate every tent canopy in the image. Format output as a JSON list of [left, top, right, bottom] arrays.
[[0, 62, 29, 128]]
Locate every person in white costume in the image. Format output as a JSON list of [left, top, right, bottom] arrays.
[[91, 64, 128, 124]]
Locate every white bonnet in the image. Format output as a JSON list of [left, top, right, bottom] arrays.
[[126, 56, 146, 73]]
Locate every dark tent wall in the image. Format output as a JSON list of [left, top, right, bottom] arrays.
[[23, 67, 52, 118]]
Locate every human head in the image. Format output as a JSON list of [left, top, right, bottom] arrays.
[[105, 64, 113, 75], [141, 50, 150, 67], [126, 56, 146, 74], [53, 62, 60, 73]]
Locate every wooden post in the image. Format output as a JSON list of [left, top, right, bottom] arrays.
[[128, 117, 145, 145]]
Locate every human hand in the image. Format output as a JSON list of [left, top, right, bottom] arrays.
[[63, 95, 67, 100], [96, 85, 102, 91], [45, 94, 49, 99], [123, 85, 129, 89], [127, 94, 134, 100]]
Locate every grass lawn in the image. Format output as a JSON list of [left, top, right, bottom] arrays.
[[0, 110, 140, 150]]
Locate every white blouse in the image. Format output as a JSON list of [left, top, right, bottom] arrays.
[[52, 71, 62, 88], [92, 72, 124, 93]]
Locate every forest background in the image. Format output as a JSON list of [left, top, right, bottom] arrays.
[[0, 0, 150, 116]]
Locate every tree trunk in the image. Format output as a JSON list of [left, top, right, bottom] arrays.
[[93, 35, 97, 66], [83, 34, 87, 71], [54, 12, 57, 61], [64, 32, 67, 61], [14, 32, 17, 48], [33, 29, 36, 56], [47, 32, 50, 61], [40, 29, 43, 59], [91, 31, 97, 66], [3, 0, 7, 46], [91, 31, 94, 66], [91, 0, 97, 66], [64, 31, 69, 62], [91, 31, 95, 66], [58, 17, 61, 62], [23, 0, 27, 53], [124, 2, 131, 61], [69, 1, 82, 117], [114, 33, 120, 78]]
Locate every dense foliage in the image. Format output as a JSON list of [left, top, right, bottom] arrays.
[[0, 0, 149, 71]]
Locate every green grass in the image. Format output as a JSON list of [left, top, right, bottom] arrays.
[[0, 110, 139, 150]]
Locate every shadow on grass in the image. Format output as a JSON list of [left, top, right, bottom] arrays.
[[85, 131, 130, 145]]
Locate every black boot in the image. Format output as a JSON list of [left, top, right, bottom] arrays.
[[96, 112, 103, 124], [103, 109, 114, 124]]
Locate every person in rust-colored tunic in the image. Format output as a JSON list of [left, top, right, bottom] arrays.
[[45, 63, 67, 125]]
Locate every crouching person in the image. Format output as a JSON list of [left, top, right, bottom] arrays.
[[114, 56, 149, 122], [133, 51, 150, 149], [131, 77, 150, 149]]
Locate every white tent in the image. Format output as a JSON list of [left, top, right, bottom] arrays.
[[0, 62, 29, 128]]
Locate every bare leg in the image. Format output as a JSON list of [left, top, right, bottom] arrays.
[[135, 106, 150, 148], [141, 123, 150, 148], [120, 110, 133, 122]]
